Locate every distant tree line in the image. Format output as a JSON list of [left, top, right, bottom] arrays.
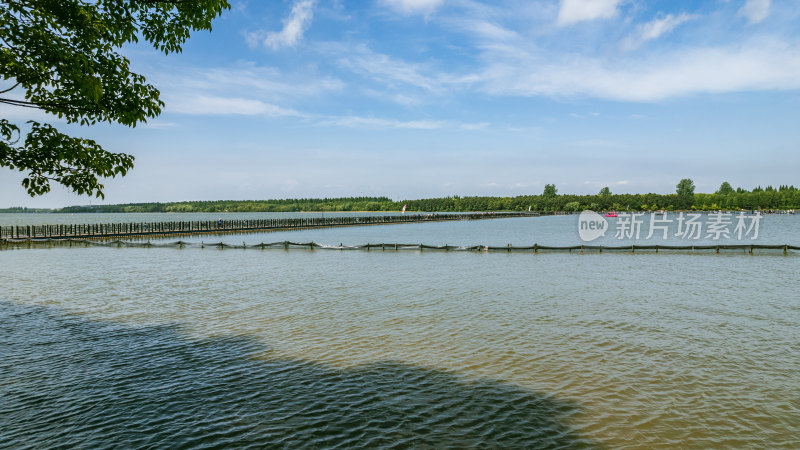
[[0, 206, 52, 213], [57, 197, 397, 213], [403, 180, 799, 212], [8, 181, 800, 213]]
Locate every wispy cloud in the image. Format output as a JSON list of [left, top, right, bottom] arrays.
[[200, 65, 344, 98], [316, 115, 449, 129], [166, 95, 305, 117], [315, 114, 490, 131], [583, 179, 630, 187], [459, 122, 490, 131], [447, 17, 518, 41], [141, 121, 178, 129], [380, 0, 444, 16], [162, 3, 800, 115], [739, 0, 771, 24], [623, 13, 697, 50], [334, 44, 443, 93], [163, 91, 490, 131], [570, 112, 600, 119], [474, 38, 800, 101], [154, 62, 344, 118], [361, 89, 425, 107], [557, 0, 622, 26], [247, 0, 315, 50]]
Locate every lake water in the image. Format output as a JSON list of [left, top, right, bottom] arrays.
[[1, 214, 798, 448]]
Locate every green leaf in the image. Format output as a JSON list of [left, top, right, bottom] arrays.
[[1, 0, 230, 197]]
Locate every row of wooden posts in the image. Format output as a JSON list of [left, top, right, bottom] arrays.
[[0, 212, 532, 240]]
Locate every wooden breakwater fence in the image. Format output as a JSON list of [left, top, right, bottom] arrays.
[[0, 212, 534, 240], [1, 239, 798, 255]]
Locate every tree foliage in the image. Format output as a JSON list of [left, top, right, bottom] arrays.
[[717, 181, 734, 195], [42, 184, 800, 214], [676, 178, 695, 197], [0, 0, 230, 197], [675, 178, 695, 209], [542, 184, 558, 198]]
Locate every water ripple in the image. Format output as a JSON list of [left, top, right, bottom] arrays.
[[1, 244, 799, 448]]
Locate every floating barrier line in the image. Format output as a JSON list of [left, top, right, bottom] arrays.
[[1, 239, 798, 255]]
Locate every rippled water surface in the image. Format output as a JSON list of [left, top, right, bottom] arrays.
[[1, 215, 798, 448]]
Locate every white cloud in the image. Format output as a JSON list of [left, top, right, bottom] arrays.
[[381, 0, 444, 15], [557, 0, 621, 26], [475, 38, 800, 101], [141, 121, 178, 129], [447, 17, 518, 41], [623, 13, 697, 50], [167, 95, 304, 117], [201, 66, 344, 97], [335, 44, 442, 93], [583, 180, 629, 187], [361, 89, 425, 106], [251, 0, 315, 50], [460, 122, 490, 131], [739, 0, 770, 24], [316, 115, 449, 129], [314, 115, 488, 130], [154, 63, 344, 117]]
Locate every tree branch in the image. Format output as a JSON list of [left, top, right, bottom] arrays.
[[0, 98, 45, 109], [0, 82, 21, 94]]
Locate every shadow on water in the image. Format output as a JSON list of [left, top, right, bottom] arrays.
[[0, 302, 596, 449]]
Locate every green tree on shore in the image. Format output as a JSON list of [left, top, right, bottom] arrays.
[[717, 181, 734, 195], [1, 0, 230, 198], [543, 184, 558, 198], [676, 178, 695, 209]]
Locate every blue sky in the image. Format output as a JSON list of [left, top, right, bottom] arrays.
[[2, 0, 800, 207]]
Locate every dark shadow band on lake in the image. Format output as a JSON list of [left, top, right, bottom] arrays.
[[0, 301, 596, 449]]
